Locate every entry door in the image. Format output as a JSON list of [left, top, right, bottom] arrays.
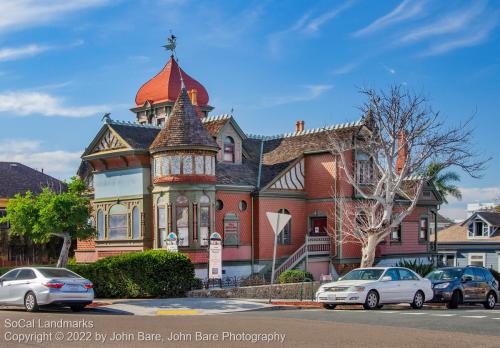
[[310, 217, 327, 236]]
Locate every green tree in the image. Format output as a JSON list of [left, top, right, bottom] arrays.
[[427, 162, 462, 204], [0, 177, 94, 267]]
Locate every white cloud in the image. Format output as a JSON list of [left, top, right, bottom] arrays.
[[383, 65, 396, 74], [0, 139, 81, 179], [331, 62, 359, 75], [398, 2, 486, 43], [260, 84, 332, 107], [353, 0, 425, 37], [0, 91, 110, 118], [303, 1, 355, 34], [0, 44, 50, 62], [420, 16, 498, 56], [440, 186, 500, 220], [267, 13, 311, 57], [0, 0, 111, 33]]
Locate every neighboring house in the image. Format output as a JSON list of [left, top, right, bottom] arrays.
[[434, 211, 500, 270], [429, 213, 454, 236], [75, 50, 442, 280], [0, 162, 66, 263]]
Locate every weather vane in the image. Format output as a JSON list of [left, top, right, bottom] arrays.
[[163, 34, 177, 57]]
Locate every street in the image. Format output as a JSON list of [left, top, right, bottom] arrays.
[[0, 303, 499, 347]]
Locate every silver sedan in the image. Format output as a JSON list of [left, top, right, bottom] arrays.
[[0, 267, 94, 312]]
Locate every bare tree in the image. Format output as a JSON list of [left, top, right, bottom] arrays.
[[329, 85, 489, 267]]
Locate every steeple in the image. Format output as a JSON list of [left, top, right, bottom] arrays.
[[149, 88, 218, 153]]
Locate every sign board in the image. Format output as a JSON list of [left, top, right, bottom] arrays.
[[166, 232, 178, 253], [266, 212, 292, 235], [208, 232, 222, 279]]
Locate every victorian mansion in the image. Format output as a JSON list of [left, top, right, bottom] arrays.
[[76, 49, 441, 280]]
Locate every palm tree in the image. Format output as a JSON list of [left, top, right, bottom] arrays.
[[427, 163, 462, 204]]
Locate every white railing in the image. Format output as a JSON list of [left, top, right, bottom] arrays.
[[274, 235, 330, 280]]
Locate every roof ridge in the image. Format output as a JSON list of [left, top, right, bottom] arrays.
[[108, 119, 161, 129], [202, 114, 232, 123], [247, 119, 362, 140]]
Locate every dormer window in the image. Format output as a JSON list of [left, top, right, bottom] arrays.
[[468, 219, 489, 238], [223, 136, 235, 163]]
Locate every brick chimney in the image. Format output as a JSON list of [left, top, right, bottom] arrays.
[[396, 131, 408, 174], [295, 120, 305, 132], [188, 89, 198, 106]]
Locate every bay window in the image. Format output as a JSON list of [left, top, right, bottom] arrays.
[[108, 204, 128, 240], [157, 196, 166, 248], [176, 195, 189, 246], [199, 195, 210, 246]]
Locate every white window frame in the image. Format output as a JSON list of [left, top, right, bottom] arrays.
[[467, 217, 490, 239], [468, 253, 486, 267]]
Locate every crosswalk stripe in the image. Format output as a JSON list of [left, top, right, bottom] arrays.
[[492, 318, 500, 320], [400, 312, 426, 315], [431, 314, 456, 317], [461, 315, 486, 319]]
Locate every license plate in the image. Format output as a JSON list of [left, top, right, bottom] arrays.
[[328, 294, 336, 301], [66, 285, 80, 291]]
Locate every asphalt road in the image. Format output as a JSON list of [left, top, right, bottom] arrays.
[[0, 305, 498, 348]]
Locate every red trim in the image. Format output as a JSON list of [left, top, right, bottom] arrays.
[[154, 175, 216, 184]]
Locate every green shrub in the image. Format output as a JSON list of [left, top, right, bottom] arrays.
[[396, 259, 435, 277], [278, 269, 314, 284], [68, 250, 195, 298]]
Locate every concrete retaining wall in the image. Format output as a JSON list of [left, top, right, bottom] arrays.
[[188, 281, 321, 300]]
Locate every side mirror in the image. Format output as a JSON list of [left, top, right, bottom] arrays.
[[381, 276, 392, 282], [462, 275, 473, 282]]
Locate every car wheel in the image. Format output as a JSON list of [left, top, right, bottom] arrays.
[[323, 304, 337, 310], [483, 292, 496, 310], [363, 290, 379, 310], [446, 290, 461, 309], [24, 292, 39, 312], [70, 305, 86, 312], [410, 291, 425, 309]]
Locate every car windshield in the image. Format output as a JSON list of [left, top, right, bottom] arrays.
[[341, 269, 384, 281], [37, 268, 81, 278], [425, 269, 462, 281]]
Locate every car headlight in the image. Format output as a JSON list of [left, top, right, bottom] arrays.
[[434, 282, 450, 289], [350, 286, 365, 292]]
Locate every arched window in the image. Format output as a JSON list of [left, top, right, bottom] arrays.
[[223, 212, 239, 246], [176, 195, 189, 246], [157, 196, 166, 247], [199, 195, 210, 246], [109, 204, 128, 240], [97, 209, 104, 240], [278, 208, 291, 245], [132, 206, 140, 239], [223, 136, 235, 163]]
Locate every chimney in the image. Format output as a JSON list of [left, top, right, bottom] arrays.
[[188, 89, 198, 106], [295, 120, 305, 133], [396, 131, 408, 174]]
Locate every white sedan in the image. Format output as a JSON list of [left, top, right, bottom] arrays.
[[316, 267, 433, 310]]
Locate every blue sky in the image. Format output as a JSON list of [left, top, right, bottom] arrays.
[[0, 0, 499, 219]]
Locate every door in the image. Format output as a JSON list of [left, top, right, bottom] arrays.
[[397, 268, 420, 301], [461, 268, 478, 301], [472, 268, 488, 300], [310, 217, 327, 236], [9, 269, 37, 305], [379, 268, 403, 303], [0, 269, 20, 304]]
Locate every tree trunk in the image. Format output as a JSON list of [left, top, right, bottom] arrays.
[[56, 232, 71, 268], [360, 234, 378, 268]]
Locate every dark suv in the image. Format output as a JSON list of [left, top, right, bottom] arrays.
[[425, 266, 499, 309]]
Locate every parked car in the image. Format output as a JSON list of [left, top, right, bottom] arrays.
[[316, 267, 433, 310], [0, 267, 94, 312], [425, 266, 499, 309]]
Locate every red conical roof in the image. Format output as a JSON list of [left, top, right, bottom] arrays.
[[135, 56, 209, 107]]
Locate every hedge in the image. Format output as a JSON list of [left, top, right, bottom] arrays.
[[278, 269, 314, 284], [69, 250, 195, 298]]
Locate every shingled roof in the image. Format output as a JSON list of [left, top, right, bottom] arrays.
[[0, 162, 66, 198], [150, 88, 218, 152], [109, 123, 160, 149]]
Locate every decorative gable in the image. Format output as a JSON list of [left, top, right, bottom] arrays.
[[270, 159, 305, 190], [92, 129, 128, 153]]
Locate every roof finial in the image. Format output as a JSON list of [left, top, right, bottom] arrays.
[[101, 112, 111, 124], [162, 33, 185, 90]]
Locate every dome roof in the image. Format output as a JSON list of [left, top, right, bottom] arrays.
[[135, 56, 209, 107]]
